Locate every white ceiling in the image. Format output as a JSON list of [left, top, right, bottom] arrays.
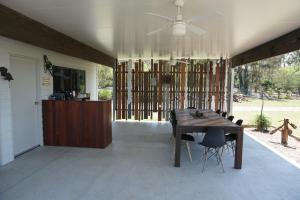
[[1, 0, 300, 60]]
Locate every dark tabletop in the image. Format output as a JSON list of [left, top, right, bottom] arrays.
[[175, 109, 242, 133]]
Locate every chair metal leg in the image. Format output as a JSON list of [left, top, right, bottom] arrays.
[[169, 136, 173, 144], [185, 142, 193, 162], [221, 146, 225, 157], [231, 141, 236, 157], [216, 149, 225, 173], [215, 148, 220, 165], [202, 147, 208, 173]]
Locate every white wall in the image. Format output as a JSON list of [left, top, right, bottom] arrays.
[[0, 36, 98, 165], [0, 49, 14, 166]]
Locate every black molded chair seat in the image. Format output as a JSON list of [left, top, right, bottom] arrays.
[[225, 119, 242, 141], [198, 127, 225, 148], [216, 109, 221, 114], [222, 112, 227, 117], [182, 134, 195, 141], [224, 119, 243, 157], [198, 127, 225, 172], [235, 119, 243, 126], [187, 106, 196, 109], [227, 115, 234, 121], [225, 133, 236, 142], [169, 111, 194, 162]]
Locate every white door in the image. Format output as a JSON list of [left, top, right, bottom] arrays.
[[10, 56, 39, 156]]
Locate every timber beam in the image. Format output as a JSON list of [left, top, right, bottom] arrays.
[[0, 4, 115, 67], [232, 27, 300, 67]]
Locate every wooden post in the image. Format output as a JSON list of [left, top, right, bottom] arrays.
[[158, 61, 163, 121], [144, 72, 149, 119], [281, 119, 289, 146], [199, 64, 204, 109], [215, 62, 220, 111], [208, 61, 213, 110], [134, 62, 139, 120], [116, 64, 122, 119], [150, 59, 153, 119], [121, 62, 126, 119], [132, 68, 135, 115], [127, 60, 132, 119], [153, 63, 158, 112], [180, 62, 185, 110], [140, 60, 143, 120]]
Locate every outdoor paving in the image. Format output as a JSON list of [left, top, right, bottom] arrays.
[[246, 128, 300, 166], [0, 122, 300, 200]]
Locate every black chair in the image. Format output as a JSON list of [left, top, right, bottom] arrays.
[[227, 115, 234, 122], [235, 119, 243, 126], [221, 112, 227, 117], [198, 127, 225, 172], [215, 109, 221, 114], [224, 119, 243, 156], [169, 110, 194, 162], [170, 109, 176, 121], [187, 106, 196, 109]]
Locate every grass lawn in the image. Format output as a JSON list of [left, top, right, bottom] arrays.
[[234, 98, 300, 107], [233, 99, 300, 137]]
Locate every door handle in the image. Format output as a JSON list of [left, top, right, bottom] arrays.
[[34, 101, 39, 105]]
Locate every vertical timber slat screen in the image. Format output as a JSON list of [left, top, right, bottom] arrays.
[[115, 58, 230, 121]]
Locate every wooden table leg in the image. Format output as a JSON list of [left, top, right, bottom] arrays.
[[234, 127, 244, 169], [174, 127, 181, 167]]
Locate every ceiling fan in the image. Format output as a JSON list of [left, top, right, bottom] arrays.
[[145, 0, 206, 36]]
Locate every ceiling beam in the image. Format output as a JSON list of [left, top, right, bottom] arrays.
[[0, 4, 115, 67], [231, 27, 300, 67]]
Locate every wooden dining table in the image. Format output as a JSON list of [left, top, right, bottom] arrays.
[[174, 109, 244, 169]]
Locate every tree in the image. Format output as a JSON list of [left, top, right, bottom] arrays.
[[234, 65, 250, 95], [285, 50, 300, 66], [234, 54, 285, 96], [273, 66, 300, 96], [261, 80, 274, 94], [250, 63, 262, 93], [97, 65, 113, 89]]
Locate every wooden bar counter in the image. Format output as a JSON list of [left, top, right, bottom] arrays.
[[42, 100, 112, 148]]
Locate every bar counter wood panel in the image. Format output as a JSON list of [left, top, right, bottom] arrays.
[[42, 100, 112, 148]]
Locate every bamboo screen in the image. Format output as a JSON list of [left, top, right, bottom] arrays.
[[115, 58, 229, 121]]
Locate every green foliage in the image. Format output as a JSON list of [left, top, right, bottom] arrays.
[[234, 51, 300, 97], [235, 66, 250, 94], [273, 66, 300, 94], [285, 50, 300, 66], [98, 89, 112, 100], [261, 80, 274, 94], [285, 90, 293, 99], [254, 114, 272, 132], [97, 65, 113, 89]]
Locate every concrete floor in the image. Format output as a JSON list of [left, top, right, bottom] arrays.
[[1, 121, 300, 200]]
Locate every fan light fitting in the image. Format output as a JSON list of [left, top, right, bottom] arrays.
[[145, 0, 206, 37], [172, 22, 186, 36]]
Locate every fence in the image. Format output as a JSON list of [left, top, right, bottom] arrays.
[[115, 58, 230, 121]]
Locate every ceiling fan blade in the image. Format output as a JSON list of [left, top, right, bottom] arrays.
[[146, 27, 167, 36], [145, 12, 173, 22], [186, 15, 207, 24], [187, 24, 206, 35]]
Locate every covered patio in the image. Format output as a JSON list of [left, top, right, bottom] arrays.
[[1, 0, 300, 199], [1, 122, 300, 200]]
